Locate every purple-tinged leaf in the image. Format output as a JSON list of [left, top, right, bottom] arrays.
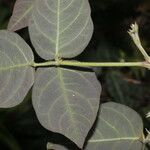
[[8, 0, 36, 31], [32, 67, 101, 148]]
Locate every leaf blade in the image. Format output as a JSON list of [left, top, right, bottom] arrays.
[[32, 67, 101, 148], [8, 0, 36, 31], [29, 0, 93, 60], [85, 102, 144, 150], [47, 143, 68, 150], [0, 30, 34, 108]]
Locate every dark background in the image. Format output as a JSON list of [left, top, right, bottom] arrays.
[[0, 0, 150, 149]]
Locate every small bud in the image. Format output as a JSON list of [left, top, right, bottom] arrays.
[[128, 22, 139, 37], [128, 23, 150, 62], [128, 22, 140, 43]]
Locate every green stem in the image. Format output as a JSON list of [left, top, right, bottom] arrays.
[[60, 61, 144, 67], [33, 61, 57, 67], [33, 61, 146, 68], [135, 42, 150, 62]]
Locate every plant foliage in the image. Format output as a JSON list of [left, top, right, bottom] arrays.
[[0, 30, 34, 108], [0, 0, 148, 149]]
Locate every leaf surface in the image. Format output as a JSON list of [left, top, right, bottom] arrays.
[[32, 67, 101, 148], [0, 30, 34, 108], [29, 0, 93, 60], [8, 0, 36, 31], [47, 143, 68, 150], [85, 102, 144, 150], [105, 71, 131, 104], [105, 71, 143, 107]]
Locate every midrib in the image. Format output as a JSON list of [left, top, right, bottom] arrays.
[[89, 137, 139, 143], [0, 63, 30, 71], [55, 0, 60, 59], [58, 69, 80, 137]]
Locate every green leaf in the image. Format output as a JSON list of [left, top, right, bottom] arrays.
[[29, 0, 93, 60], [105, 71, 131, 104], [8, 0, 36, 31], [47, 143, 68, 150], [0, 30, 34, 108], [85, 102, 144, 150], [32, 67, 101, 148], [105, 71, 143, 107]]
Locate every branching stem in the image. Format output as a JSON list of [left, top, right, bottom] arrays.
[[32, 23, 150, 70]]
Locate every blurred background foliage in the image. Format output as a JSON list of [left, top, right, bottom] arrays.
[[0, 0, 150, 149]]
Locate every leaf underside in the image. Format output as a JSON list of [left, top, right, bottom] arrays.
[[32, 67, 101, 148], [105, 71, 131, 103], [47, 143, 68, 150], [85, 102, 143, 150], [46, 102, 144, 150], [29, 0, 93, 60], [5, 1, 145, 150], [0, 30, 34, 108], [8, 0, 36, 31]]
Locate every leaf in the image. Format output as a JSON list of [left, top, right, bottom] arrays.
[[105, 71, 143, 107], [97, 37, 121, 62], [105, 71, 131, 104], [32, 67, 101, 148], [85, 102, 144, 150], [47, 143, 68, 150], [8, 0, 36, 31], [0, 30, 34, 108], [29, 0, 93, 60]]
